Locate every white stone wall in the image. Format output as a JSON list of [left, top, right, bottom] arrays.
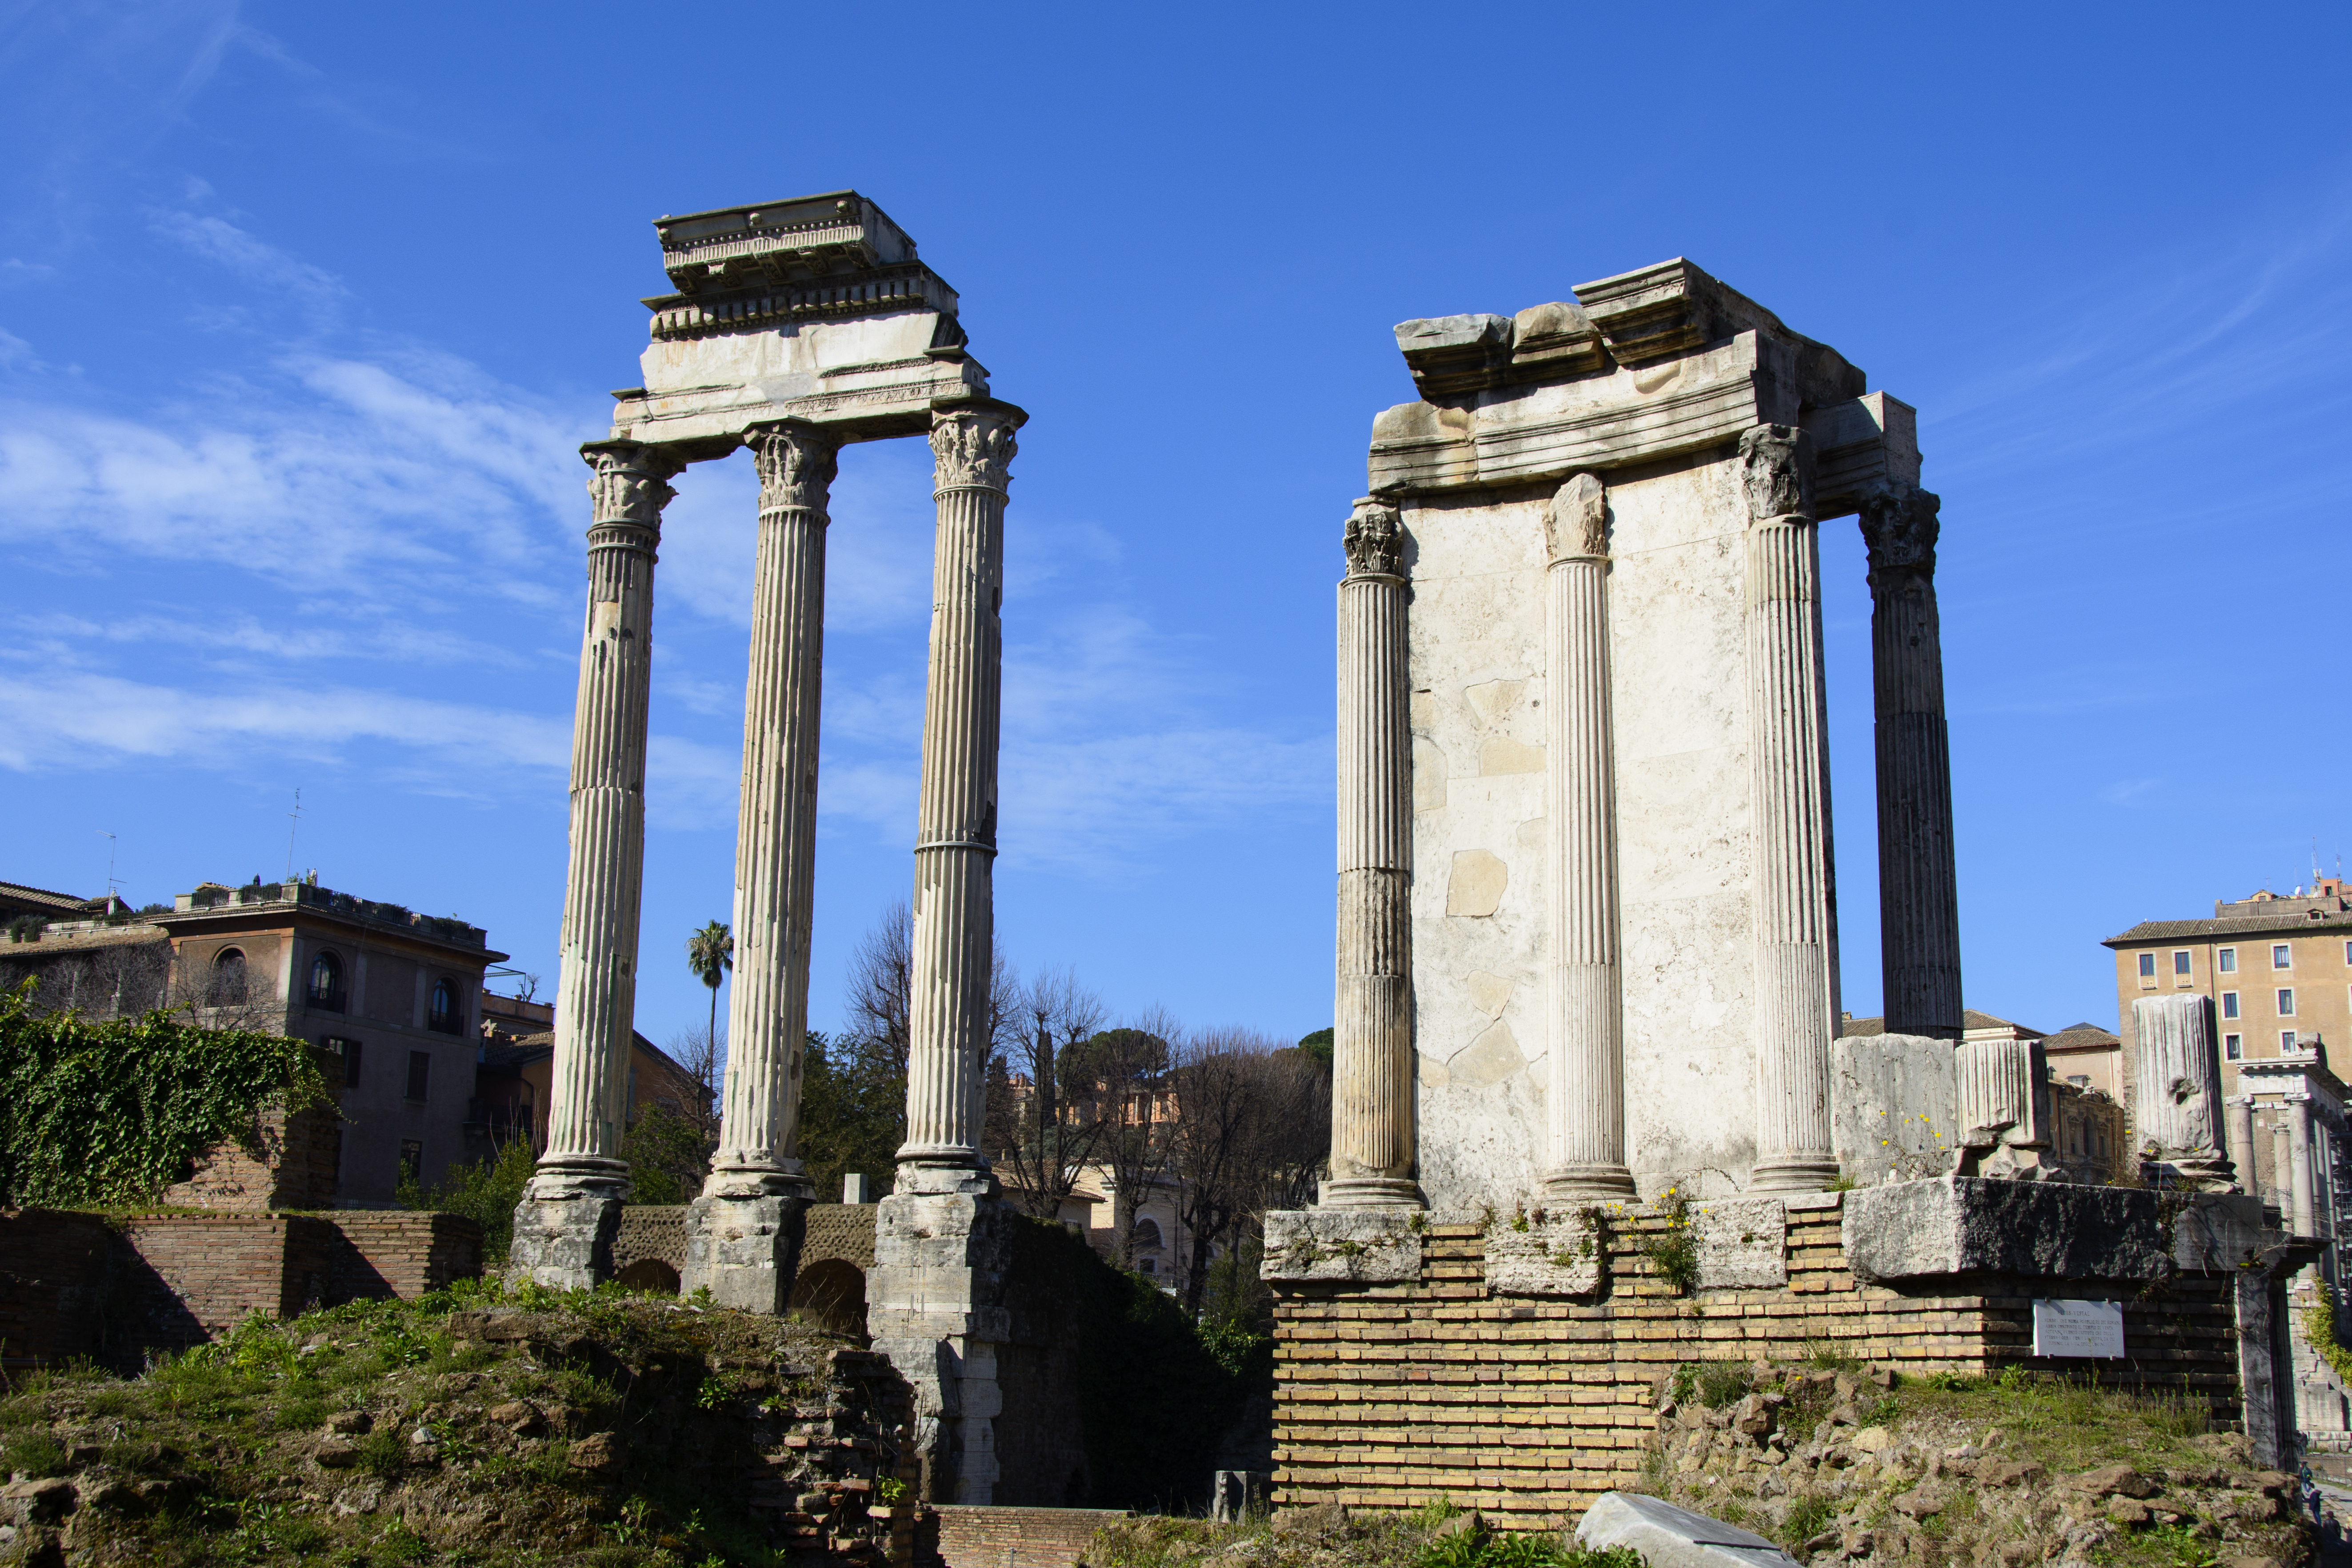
[[1406, 453, 1768, 1207]]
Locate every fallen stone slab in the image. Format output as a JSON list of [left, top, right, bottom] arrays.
[[1577, 1491, 1803, 1568]]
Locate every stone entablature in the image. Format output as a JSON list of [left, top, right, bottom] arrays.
[[612, 190, 988, 451]]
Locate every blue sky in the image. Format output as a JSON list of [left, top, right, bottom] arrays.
[[3, 1, 2347, 1047]]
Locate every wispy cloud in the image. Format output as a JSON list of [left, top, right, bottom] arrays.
[[149, 208, 348, 323]]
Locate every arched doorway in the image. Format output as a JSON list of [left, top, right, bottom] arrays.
[[786, 1259, 868, 1341]]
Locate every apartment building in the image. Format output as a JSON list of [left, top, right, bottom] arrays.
[[2105, 877, 2352, 1100]]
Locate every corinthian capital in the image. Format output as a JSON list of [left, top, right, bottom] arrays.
[[581, 441, 682, 528], [748, 421, 840, 515], [1738, 424, 1815, 524], [1858, 480, 1942, 588], [1342, 498, 1403, 579], [1544, 472, 1608, 564], [929, 402, 1023, 492]]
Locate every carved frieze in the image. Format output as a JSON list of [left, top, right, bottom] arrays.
[[748, 422, 840, 515], [1738, 424, 1815, 523], [1857, 480, 1942, 588], [1543, 473, 1608, 564], [929, 405, 1021, 492], [1342, 499, 1404, 579]]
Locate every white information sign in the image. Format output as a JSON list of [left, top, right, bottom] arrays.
[[2032, 1298, 2125, 1358]]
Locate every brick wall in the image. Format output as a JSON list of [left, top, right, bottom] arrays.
[[328, 1212, 483, 1300], [1271, 1199, 2249, 1530], [161, 1101, 344, 1212], [0, 1210, 116, 1370], [807, 1203, 880, 1269], [614, 1205, 688, 1276], [116, 1214, 342, 1356], [928, 1505, 1128, 1568]]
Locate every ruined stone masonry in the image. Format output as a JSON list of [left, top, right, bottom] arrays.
[[507, 192, 1025, 1502], [1268, 260, 2316, 1518]]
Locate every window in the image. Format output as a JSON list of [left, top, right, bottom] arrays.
[[2279, 988, 2297, 1016], [308, 950, 344, 1012], [2225, 1034, 2243, 1060], [2344, 940, 2351, 965], [2138, 953, 2157, 978], [2220, 948, 2238, 974], [1138, 1256, 1157, 1276], [399, 1140, 423, 1185], [326, 1036, 362, 1088], [428, 979, 461, 1036], [209, 948, 248, 1006], [2173, 950, 2192, 976], [1132, 1217, 1164, 1252], [2223, 992, 2240, 1019], [2284, 1030, 2300, 1050], [2274, 944, 2294, 969], [406, 1050, 432, 1102]]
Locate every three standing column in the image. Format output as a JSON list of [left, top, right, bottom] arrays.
[[897, 399, 1025, 1187], [1325, 499, 1421, 1208], [1859, 481, 1964, 1039], [512, 439, 680, 1288], [1740, 425, 1841, 1194], [684, 421, 839, 1309], [1542, 474, 1636, 1199]]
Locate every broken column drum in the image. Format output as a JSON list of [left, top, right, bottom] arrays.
[[513, 192, 1026, 1501], [1307, 260, 1943, 1206], [2132, 992, 2234, 1190]]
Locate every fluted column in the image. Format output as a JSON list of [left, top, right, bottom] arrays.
[[1860, 481, 1962, 1040], [2291, 1099, 2317, 1238], [512, 439, 679, 1287], [1741, 425, 1840, 1193], [898, 400, 1025, 1186], [680, 423, 837, 1310], [709, 422, 837, 1193], [2227, 1097, 2256, 1198], [1542, 474, 1635, 1199], [1325, 498, 1421, 1208]]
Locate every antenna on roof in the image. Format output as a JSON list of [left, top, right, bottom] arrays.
[[97, 830, 118, 901], [283, 785, 303, 884]]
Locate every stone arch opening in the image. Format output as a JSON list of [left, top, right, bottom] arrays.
[[614, 1257, 679, 1296], [787, 1258, 868, 1341]]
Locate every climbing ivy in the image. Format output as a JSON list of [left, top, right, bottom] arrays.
[[0, 979, 329, 1208], [2305, 1284, 2352, 1388]]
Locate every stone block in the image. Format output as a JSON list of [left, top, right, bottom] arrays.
[[1262, 1211, 1423, 1284], [1693, 1198, 1787, 1289], [1841, 1178, 2276, 1284], [681, 1193, 805, 1313], [1576, 1491, 1802, 1568], [1831, 1032, 1958, 1186], [1484, 1212, 1605, 1297]]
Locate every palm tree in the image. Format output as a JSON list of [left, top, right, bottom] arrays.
[[686, 920, 734, 1076]]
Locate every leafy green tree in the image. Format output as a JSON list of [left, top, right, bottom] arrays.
[[620, 1102, 711, 1204], [396, 1136, 534, 1263], [1295, 1027, 1333, 1068], [797, 1029, 905, 1201], [685, 920, 733, 1063]]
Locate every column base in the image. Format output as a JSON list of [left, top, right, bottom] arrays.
[[871, 1187, 1012, 1504], [1320, 1176, 1425, 1209], [1541, 1164, 1638, 1200], [1748, 1155, 1841, 1195], [508, 1161, 628, 1290], [682, 1189, 808, 1313], [892, 1157, 996, 1199]]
